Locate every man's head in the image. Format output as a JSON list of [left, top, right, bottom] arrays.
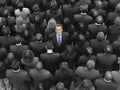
[[96, 32, 105, 41], [17, 2, 24, 11], [11, 60, 20, 70], [56, 82, 65, 90], [70, 0, 76, 5], [104, 44, 113, 54], [80, 4, 88, 13], [104, 71, 112, 82], [15, 35, 22, 44], [35, 33, 43, 41], [51, 0, 58, 10], [114, 17, 120, 26], [32, 4, 40, 12], [3, 9, 10, 17], [86, 60, 95, 70], [60, 62, 68, 71], [22, 50, 34, 63], [35, 61, 43, 70], [86, 46, 93, 55], [2, 26, 10, 36], [115, 3, 120, 13], [45, 42, 54, 50], [55, 24, 63, 36], [96, 15, 103, 24]]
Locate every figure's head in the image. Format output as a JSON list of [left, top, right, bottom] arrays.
[[22, 50, 34, 63], [45, 42, 54, 50], [96, 32, 104, 41], [15, 35, 22, 44], [11, 60, 20, 70], [80, 4, 88, 13], [55, 24, 63, 36], [60, 62, 69, 71], [96, 15, 103, 24], [2, 26, 10, 36], [82, 79, 93, 88], [115, 3, 120, 13], [32, 4, 40, 12], [35, 61, 43, 70], [104, 44, 113, 54], [35, 33, 43, 41], [17, 2, 24, 11], [51, 0, 58, 10], [56, 82, 65, 90], [70, 0, 76, 5], [104, 71, 112, 82], [114, 17, 120, 26], [86, 60, 95, 70]]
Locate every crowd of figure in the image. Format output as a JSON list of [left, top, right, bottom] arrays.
[[0, 0, 120, 90]]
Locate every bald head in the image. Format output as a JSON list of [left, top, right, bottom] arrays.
[[104, 71, 112, 81], [96, 15, 103, 24]]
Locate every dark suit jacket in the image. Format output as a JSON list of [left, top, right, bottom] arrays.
[[55, 69, 74, 89], [88, 24, 107, 39], [48, 32, 70, 53], [108, 12, 120, 25], [40, 53, 61, 74], [0, 36, 16, 50], [95, 78, 117, 90], [10, 44, 29, 60], [29, 41, 46, 57], [90, 39, 109, 55], [96, 53, 117, 72], [77, 55, 96, 66], [75, 66, 100, 81], [74, 14, 93, 27], [0, 47, 7, 61], [112, 39, 120, 57], [46, 9, 62, 23], [111, 71, 120, 90], [6, 69, 30, 90], [29, 68, 52, 90], [107, 25, 120, 43]]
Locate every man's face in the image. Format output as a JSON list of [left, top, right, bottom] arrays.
[[55, 26, 63, 35]]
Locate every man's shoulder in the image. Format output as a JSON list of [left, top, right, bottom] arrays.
[[49, 33, 56, 37], [63, 32, 69, 35]]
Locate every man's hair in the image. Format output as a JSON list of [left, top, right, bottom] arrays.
[[55, 24, 63, 28], [86, 60, 95, 70], [45, 41, 54, 49]]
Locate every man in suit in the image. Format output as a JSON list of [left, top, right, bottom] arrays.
[[88, 15, 107, 39], [95, 71, 117, 90], [10, 35, 29, 60], [108, 3, 120, 25], [75, 60, 100, 81], [112, 36, 120, 57], [55, 62, 74, 89], [90, 32, 109, 55], [96, 44, 117, 74], [29, 61, 53, 90], [107, 17, 120, 43], [40, 42, 61, 74], [111, 58, 120, 90], [0, 26, 16, 51], [6, 60, 30, 90], [73, 4, 93, 31], [48, 24, 70, 53], [29, 33, 46, 57]]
